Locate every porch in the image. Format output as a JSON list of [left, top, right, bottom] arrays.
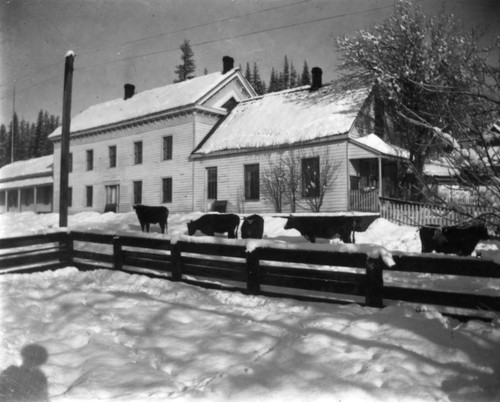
[[348, 134, 409, 213]]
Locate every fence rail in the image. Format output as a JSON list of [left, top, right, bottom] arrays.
[[380, 197, 493, 227], [1, 231, 500, 320]]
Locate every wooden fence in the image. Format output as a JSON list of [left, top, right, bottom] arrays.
[[380, 197, 493, 227], [1, 231, 500, 320]]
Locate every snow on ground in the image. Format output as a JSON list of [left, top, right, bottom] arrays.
[[0, 212, 500, 402]]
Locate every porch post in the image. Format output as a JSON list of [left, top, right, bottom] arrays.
[[378, 157, 383, 198]]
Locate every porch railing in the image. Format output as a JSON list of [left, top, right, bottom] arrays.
[[350, 189, 379, 212]]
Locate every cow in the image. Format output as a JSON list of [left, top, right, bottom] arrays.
[[187, 213, 240, 239], [241, 214, 264, 239], [283, 216, 358, 243], [133, 205, 169, 234], [419, 223, 489, 256]]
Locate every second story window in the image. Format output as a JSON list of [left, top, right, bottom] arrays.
[[69, 153, 73, 173], [162, 136, 173, 160], [86, 150, 93, 171], [109, 146, 117, 168], [134, 141, 143, 165]]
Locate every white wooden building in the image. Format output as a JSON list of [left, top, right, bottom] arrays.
[[48, 57, 256, 214], [191, 70, 409, 213], [0, 155, 53, 213], [47, 58, 409, 215]]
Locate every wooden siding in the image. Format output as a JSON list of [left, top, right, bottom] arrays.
[[193, 141, 349, 213], [53, 115, 200, 214]]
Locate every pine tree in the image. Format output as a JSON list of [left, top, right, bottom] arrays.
[[174, 39, 196, 82], [282, 55, 290, 90], [268, 68, 279, 93], [301, 61, 311, 86], [244, 62, 252, 84], [290, 61, 298, 88], [0, 124, 8, 167], [32, 110, 44, 158], [252, 62, 266, 95]]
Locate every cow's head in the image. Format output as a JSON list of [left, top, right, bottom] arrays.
[[187, 220, 196, 236], [283, 216, 295, 230]]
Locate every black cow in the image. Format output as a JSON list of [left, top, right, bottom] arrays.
[[419, 224, 489, 256], [284, 216, 358, 243], [133, 205, 169, 234], [187, 213, 240, 239], [241, 214, 264, 239]]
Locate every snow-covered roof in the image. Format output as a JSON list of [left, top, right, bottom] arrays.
[[49, 70, 242, 138], [423, 158, 458, 177], [351, 134, 409, 159], [194, 84, 370, 155], [0, 155, 53, 182]]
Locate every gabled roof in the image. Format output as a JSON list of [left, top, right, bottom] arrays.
[[0, 155, 53, 183], [49, 69, 251, 138], [193, 83, 370, 155]]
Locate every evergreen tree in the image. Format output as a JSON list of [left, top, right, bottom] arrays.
[[174, 39, 196, 82], [244, 62, 252, 84], [282, 55, 290, 90], [0, 124, 8, 167], [268, 67, 279, 93], [301, 61, 311, 86], [290, 61, 298, 88], [252, 62, 266, 95], [32, 110, 45, 158]]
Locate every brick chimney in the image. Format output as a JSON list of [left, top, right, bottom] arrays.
[[222, 56, 234, 74], [124, 83, 135, 100], [311, 67, 322, 90]]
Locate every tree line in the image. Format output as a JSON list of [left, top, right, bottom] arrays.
[[0, 110, 60, 168], [174, 39, 312, 95]]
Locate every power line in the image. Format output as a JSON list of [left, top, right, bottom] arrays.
[[76, 4, 394, 73], [2, 3, 395, 99], [78, 0, 314, 58]]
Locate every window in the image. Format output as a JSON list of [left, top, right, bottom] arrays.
[[302, 157, 320, 197], [133, 181, 142, 204], [86, 150, 93, 171], [162, 178, 172, 203], [21, 188, 34, 206], [69, 153, 73, 173], [0, 191, 5, 206], [86, 186, 93, 207], [134, 141, 143, 164], [207, 167, 217, 199], [68, 187, 72, 207], [222, 97, 238, 111], [162, 136, 173, 160], [36, 186, 52, 205], [7, 190, 18, 208], [244, 164, 260, 200], [109, 146, 117, 168]]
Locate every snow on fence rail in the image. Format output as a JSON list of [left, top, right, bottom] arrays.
[[380, 197, 493, 227], [1, 231, 500, 320]]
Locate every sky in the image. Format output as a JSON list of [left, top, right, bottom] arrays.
[[0, 0, 499, 127], [0, 211, 499, 401]]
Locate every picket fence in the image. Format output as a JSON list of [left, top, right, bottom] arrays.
[[379, 197, 494, 227], [1, 230, 500, 321]]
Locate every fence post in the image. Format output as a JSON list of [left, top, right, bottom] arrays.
[[61, 232, 73, 266], [365, 257, 384, 308], [113, 236, 123, 271], [171, 242, 182, 281], [246, 249, 260, 295]]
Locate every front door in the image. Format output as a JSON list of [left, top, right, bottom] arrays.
[[105, 185, 120, 212]]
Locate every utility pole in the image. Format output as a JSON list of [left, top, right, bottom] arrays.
[[59, 51, 74, 228]]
